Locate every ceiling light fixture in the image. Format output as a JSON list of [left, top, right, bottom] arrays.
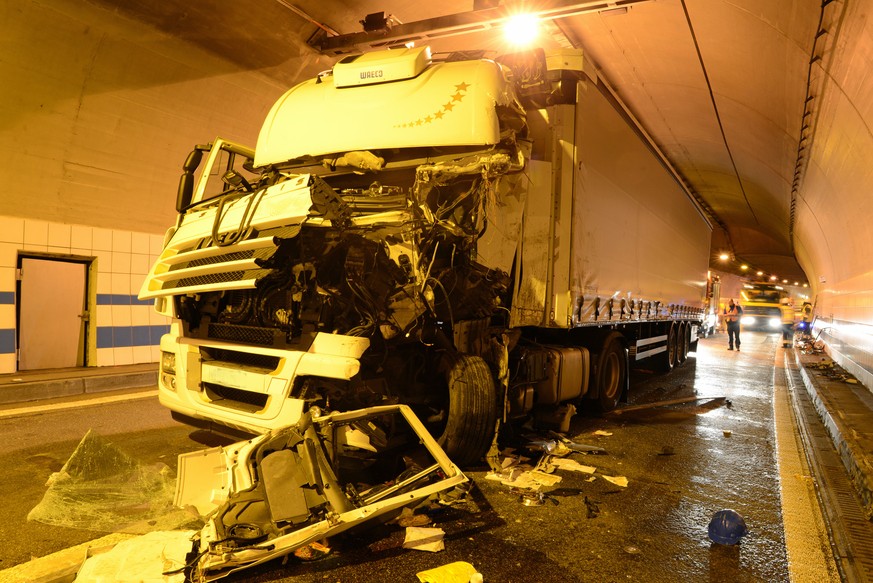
[[504, 13, 540, 46]]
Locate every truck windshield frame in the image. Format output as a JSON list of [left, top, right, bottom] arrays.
[[192, 138, 258, 206]]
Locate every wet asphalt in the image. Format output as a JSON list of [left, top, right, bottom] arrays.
[[1, 330, 795, 582], [236, 331, 791, 583]]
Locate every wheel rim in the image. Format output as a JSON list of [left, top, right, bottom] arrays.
[[668, 325, 677, 365], [601, 351, 622, 399]]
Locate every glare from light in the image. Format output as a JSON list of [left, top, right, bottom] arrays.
[[770, 275, 778, 281], [782, 279, 788, 284], [718, 253, 729, 261], [803, 283, 808, 288], [757, 270, 764, 276], [504, 13, 540, 46], [793, 281, 799, 285], [740, 264, 748, 271]]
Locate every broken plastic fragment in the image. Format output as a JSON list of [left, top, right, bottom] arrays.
[[593, 430, 613, 436], [416, 560, 478, 583], [550, 458, 596, 473], [75, 530, 195, 583], [403, 526, 446, 552], [601, 475, 628, 488]]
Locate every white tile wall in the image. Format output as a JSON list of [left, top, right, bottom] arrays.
[[48, 223, 71, 248], [114, 346, 134, 366], [0, 214, 170, 373], [71, 225, 92, 249], [0, 304, 14, 329], [0, 353, 15, 372], [92, 228, 113, 251], [0, 217, 24, 244], [23, 219, 48, 246], [97, 347, 114, 367]]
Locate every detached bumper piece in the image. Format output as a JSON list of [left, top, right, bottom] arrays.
[[176, 404, 468, 582]]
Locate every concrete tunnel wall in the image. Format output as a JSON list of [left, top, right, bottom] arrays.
[[2, 0, 873, 389], [792, 0, 873, 388], [0, 0, 290, 372]]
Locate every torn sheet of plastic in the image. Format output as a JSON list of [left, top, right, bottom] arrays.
[[178, 403, 468, 582], [27, 430, 200, 534]]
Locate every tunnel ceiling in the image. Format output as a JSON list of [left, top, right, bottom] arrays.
[[89, 0, 830, 284]]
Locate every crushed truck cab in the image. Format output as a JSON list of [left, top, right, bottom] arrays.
[[142, 46, 711, 466]]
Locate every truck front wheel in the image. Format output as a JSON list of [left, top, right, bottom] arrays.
[[438, 353, 498, 466]]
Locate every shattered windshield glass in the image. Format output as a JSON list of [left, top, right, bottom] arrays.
[[27, 430, 201, 534]]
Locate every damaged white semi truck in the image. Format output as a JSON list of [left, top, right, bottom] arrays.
[[141, 46, 711, 467]]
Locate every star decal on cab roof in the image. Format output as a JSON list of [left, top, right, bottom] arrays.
[[394, 81, 470, 129]]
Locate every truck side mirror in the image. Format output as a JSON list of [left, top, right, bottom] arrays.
[[176, 148, 204, 212]]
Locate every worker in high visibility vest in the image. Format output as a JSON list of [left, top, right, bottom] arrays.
[[723, 299, 742, 351], [780, 298, 795, 348]]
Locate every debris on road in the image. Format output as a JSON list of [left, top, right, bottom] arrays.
[[403, 526, 446, 552], [607, 395, 726, 414], [74, 530, 194, 583], [27, 430, 197, 534], [416, 560, 480, 583], [707, 509, 748, 545], [601, 475, 629, 488], [179, 404, 467, 581]]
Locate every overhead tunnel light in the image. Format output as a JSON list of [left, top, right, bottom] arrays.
[[504, 13, 540, 46]]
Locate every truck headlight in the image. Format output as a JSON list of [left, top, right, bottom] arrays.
[[768, 318, 781, 329], [741, 316, 755, 326], [161, 351, 176, 374]]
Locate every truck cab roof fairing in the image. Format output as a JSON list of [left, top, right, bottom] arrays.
[[254, 50, 513, 167]]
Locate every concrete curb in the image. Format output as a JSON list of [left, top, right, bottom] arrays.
[[0, 371, 157, 406], [793, 350, 873, 520]]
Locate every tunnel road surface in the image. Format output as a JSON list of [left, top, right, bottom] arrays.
[[0, 332, 858, 582]]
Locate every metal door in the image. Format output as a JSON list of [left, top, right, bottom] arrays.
[[18, 257, 88, 370]]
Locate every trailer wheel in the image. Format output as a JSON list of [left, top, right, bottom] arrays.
[[676, 322, 688, 365], [594, 332, 628, 413], [438, 353, 498, 467], [658, 323, 677, 372], [689, 323, 700, 353]]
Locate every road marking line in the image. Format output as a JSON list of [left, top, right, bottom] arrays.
[[773, 352, 840, 582], [0, 390, 158, 419]]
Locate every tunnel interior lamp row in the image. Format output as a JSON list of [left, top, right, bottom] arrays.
[[716, 252, 806, 287]]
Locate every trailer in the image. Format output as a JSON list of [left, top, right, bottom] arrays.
[[140, 46, 712, 465]]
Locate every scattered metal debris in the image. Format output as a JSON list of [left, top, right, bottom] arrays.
[[608, 395, 726, 414], [584, 496, 601, 518], [178, 404, 467, 581], [547, 430, 607, 454]]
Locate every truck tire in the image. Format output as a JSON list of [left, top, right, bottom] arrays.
[[677, 322, 688, 365], [658, 323, 677, 372], [439, 353, 498, 467], [593, 332, 628, 413]]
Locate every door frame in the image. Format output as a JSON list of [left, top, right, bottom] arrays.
[[16, 251, 98, 369]]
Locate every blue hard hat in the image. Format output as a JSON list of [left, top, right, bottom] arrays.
[[708, 509, 747, 545]]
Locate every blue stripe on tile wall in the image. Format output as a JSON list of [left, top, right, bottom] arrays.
[[0, 329, 13, 353], [96, 325, 170, 348], [96, 293, 153, 306]]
